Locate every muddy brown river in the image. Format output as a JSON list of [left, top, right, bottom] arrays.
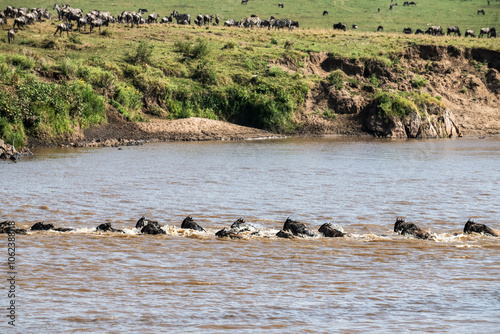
[[1, 137, 499, 332]]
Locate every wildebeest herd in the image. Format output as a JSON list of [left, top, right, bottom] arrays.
[[1, 217, 499, 241], [0, 3, 497, 43], [0, 3, 304, 39]]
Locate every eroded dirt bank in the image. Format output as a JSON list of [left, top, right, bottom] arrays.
[[29, 45, 500, 148], [294, 45, 500, 138]]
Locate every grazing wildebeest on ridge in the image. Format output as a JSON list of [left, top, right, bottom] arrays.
[[465, 29, 476, 37], [447, 26, 461, 36], [333, 22, 346, 31]]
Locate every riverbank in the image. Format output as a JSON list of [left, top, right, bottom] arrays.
[[1, 22, 499, 149]]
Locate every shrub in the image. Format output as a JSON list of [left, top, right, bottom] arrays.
[[114, 83, 143, 112], [125, 40, 155, 65], [174, 39, 209, 60], [411, 75, 427, 89], [192, 60, 218, 85], [271, 38, 278, 45], [0, 118, 26, 147], [59, 58, 77, 77], [76, 66, 116, 93], [100, 29, 112, 37], [322, 109, 337, 119], [375, 92, 418, 122], [68, 80, 106, 127], [69, 34, 82, 45], [40, 38, 60, 50], [110, 99, 131, 121], [245, 58, 258, 71], [370, 74, 379, 87], [0, 90, 22, 123], [412, 93, 445, 111], [10, 54, 35, 70], [327, 70, 344, 90], [222, 41, 237, 50], [267, 66, 284, 77], [284, 40, 295, 49]]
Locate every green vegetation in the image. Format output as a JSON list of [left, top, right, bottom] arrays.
[[322, 109, 337, 120], [411, 75, 428, 89], [327, 70, 344, 90], [375, 92, 446, 122]]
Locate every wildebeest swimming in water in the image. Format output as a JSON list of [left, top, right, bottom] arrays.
[[136, 216, 166, 235], [463, 219, 499, 236], [31, 221, 74, 232], [394, 218, 431, 239], [181, 216, 206, 232], [277, 217, 316, 237], [0, 221, 27, 235], [318, 223, 345, 237], [215, 218, 260, 239], [96, 222, 124, 233]]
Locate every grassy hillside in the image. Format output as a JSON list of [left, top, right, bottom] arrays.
[[0, 0, 499, 32], [0, 1, 498, 147]]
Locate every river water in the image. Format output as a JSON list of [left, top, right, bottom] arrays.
[[1, 137, 499, 333]]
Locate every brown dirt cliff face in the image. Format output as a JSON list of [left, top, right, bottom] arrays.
[[296, 45, 500, 138]]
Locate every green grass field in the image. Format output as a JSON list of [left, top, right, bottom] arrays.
[[0, 0, 499, 32]]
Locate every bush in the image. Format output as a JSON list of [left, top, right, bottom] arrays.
[[267, 66, 284, 77], [192, 60, 218, 85], [375, 92, 418, 122], [125, 40, 155, 65], [322, 109, 337, 119], [68, 80, 106, 128], [222, 41, 237, 50], [76, 66, 116, 93], [10, 54, 35, 70], [69, 34, 82, 45], [411, 75, 427, 89], [327, 70, 344, 90], [0, 90, 22, 123], [412, 93, 445, 111], [0, 118, 26, 147], [370, 74, 379, 87], [174, 39, 210, 60], [114, 83, 143, 111]]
